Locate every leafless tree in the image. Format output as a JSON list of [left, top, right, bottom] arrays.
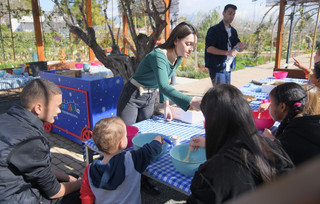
[[53, 0, 172, 82]]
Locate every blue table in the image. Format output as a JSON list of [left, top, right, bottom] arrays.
[[83, 115, 204, 195], [82, 77, 308, 195], [0, 73, 37, 90], [0, 73, 38, 101], [241, 77, 308, 110]]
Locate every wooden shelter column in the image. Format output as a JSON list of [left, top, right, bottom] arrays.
[[31, 0, 45, 61], [123, 10, 129, 55], [87, 0, 95, 61], [164, 0, 170, 40], [275, 0, 286, 69], [309, 5, 320, 68]]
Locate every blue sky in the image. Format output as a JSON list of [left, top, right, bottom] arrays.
[[40, 0, 270, 22]]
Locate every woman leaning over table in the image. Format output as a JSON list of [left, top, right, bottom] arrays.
[[117, 22, 201, 125], [187, 84, 293, 204]]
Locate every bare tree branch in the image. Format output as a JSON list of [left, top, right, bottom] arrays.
[[103, 8, 116, 45]]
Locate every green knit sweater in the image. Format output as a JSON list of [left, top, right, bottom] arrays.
[[133, 48, 192, 111]]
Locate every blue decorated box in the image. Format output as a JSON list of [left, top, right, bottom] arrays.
[[40, 70, 124, 144]]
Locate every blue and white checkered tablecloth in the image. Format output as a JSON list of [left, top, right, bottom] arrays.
[[83, 115, 205, 194], [240, 77, 308, 110], [259, 77, 307, 84]]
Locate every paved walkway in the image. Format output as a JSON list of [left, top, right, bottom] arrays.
[[1, 53, 311, 203], [173, 53, 311, 97]]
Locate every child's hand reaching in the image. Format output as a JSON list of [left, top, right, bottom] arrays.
[[258, 102, 270, 113], [262, 128, 275, 141], [154, 135, 164, 144], [189, 136, 205, 151]]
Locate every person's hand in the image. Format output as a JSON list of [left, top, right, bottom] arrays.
[[227, 49, 238, 57], [258, 102, 270, 113], [293, 57, 302, 68], [262, 128, 275, 141], [68, 175, 78, 182], [293, 57, 310, 73], [164, 105, 173, 121], [189, 136, 205, 151], [76, 177, 82, 182], [190, 98, 202, 110], [237, 42, 245, 51], [163, 100, 172, 121], [154, 135, 164, 144]]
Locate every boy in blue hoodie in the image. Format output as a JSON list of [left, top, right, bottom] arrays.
[[80, 117, 163, 204]]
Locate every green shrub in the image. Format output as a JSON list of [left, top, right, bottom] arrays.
[[176, 64, 209, 79]]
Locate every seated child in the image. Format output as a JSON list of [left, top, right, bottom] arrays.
[[187, 84, 293, 204], [80, 117, 163, 204], [259, 84, 320, 115], [262, 82, 320, 166]]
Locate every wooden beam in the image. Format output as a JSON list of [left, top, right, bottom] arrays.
[[87, 0, 95, 61], [275, 0, 286, 69], [31, 0, 45, 61], [309, 5, 320, 68], [164, 0, 170, 40], [123, 10, 129, 55]]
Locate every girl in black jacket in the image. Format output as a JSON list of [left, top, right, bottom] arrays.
[[263, 82, 320, 166], [187, 84, 294, 204]]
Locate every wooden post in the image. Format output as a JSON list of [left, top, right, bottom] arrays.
[[274, 0, 286, 69], [164, 0, 170, 40], [123, 10, 129, 55], [87, 0, 95, 61], [31, 0, 45, 61], [7, 0, 16, 63], [309, 5, 320, 68]]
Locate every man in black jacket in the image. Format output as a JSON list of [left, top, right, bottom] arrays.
[[205, 4, 245, 85], [0, 78, 81, 203]]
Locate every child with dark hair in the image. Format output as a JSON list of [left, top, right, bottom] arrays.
[[80, 117, 163, 204], [187, 84, 293, 204], [263, 82, 320, 166]]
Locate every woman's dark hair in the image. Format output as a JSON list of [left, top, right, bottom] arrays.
[[201, 84, 291, 182], [270, 82, 307, 137], [314, 61, 320, 79], [156, 22, 198, 50]]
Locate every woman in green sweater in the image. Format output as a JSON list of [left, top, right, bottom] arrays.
[[117, 22, 202, 125]]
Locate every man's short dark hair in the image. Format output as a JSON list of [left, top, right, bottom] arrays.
[[224, 4, 237, 12], [20, 78, 61, 109]]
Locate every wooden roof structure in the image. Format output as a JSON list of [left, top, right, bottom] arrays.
[[272, 0, 320, 78], [267, 0, 320, 6], [30, 0, 319, 78]]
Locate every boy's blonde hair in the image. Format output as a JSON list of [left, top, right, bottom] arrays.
[[93, 117, 126, 155]]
